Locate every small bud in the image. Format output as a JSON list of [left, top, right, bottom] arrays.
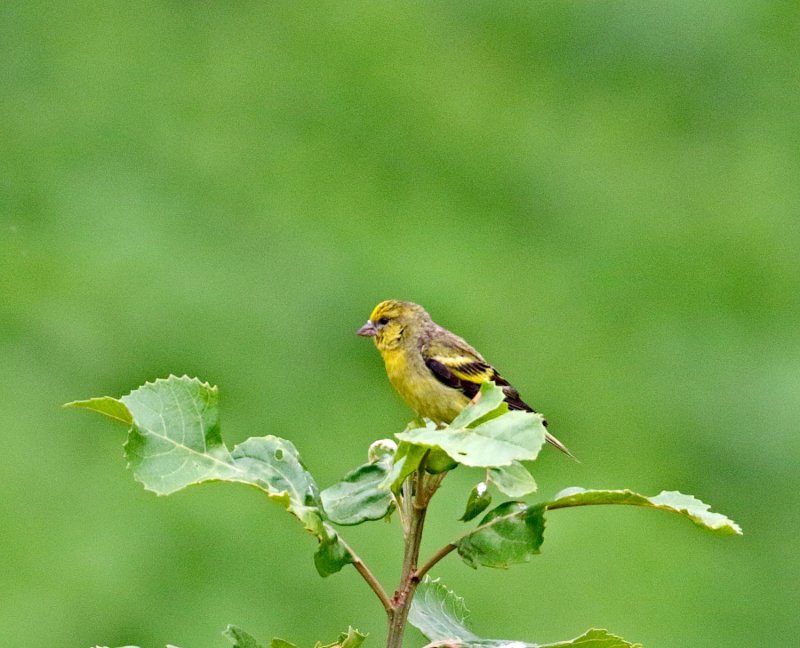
[[368, 438, 397, 463]]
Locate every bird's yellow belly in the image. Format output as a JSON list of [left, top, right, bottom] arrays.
[[382, 348, 469, 423]]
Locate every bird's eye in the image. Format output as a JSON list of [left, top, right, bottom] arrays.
[[377, 317, 389, 325]]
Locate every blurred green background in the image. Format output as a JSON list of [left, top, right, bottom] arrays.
[[2, 2, 798, 647]]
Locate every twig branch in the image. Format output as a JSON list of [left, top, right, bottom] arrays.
[[415, 542, 456, 582], [386, 464, 443, 648]]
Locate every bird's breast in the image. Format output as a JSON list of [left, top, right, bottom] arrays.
[[381, 346, 469, 424], [382, 347, 412, 392]]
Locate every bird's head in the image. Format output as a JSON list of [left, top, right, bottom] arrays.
[[357, 300, 429, 351]]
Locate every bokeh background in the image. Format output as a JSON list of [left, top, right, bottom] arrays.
[[2, 2, 798, 647]]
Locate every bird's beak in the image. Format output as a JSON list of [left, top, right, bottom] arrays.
[[357, 320, 377, 337]]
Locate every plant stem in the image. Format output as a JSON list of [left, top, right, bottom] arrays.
[[386, 474, 429, 648], [385, 457, 450, 648]]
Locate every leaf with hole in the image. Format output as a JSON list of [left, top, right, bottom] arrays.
[[65, 375, 353, 576]]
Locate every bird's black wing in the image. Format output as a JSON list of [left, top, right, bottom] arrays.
[[422, 342, 536, 413], [423, 357, 482, 400], [420, 329, 573, 455]]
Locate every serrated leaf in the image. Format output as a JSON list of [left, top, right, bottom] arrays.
[[409, 578, 640, 648], [537, 628, 643, 647], [396, 410, 546, 468], [548, 488, 742, 535], [423, 627, 641, 648], [261, 628, 365, 648], [455, 487, 741, 570], [456, 501, 546, 569], [224, 625, 266, 648], [339, 628, 367, 648], [459, 483, 492, 522], [316, 627, 368, 648], [487, 461, 537, 497], [409, 576, 478, 642], [228, 436, 323, 532], [68, 375, 355, 577], [115, 376, 232, 494], [320, 457, 393, 525]]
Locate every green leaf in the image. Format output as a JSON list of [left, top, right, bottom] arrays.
[[395, 385, 546, 469], [229, 436, 323, 529], [119, 376, 235, 495], [381, 440, 429, 492], [487, 461, 537, 497], [449, 382, 507, 428], [536, 628, 643, 647], [64, 395, 133, 425], [339, 628, 367, 648], [224, 625, 266, 648], [368, 438, 398, 462], [409, 576, 478, 642], [271, 641, 297, 648], [396, 410, 546, 468], [420, 628, 642, 647], [67, 375, 356, 577], [314, 525, 356, 576], [548, 488, 743, 535], [409, 578, 640, 648], [424, 447, 459, 474], [455, 487, 741, 570], [320, 457, 393, 525], [457, 501, 545, 569], [258, 628, 366, 648], [316, 627, 367, 648], [459, 482, 492, 522]]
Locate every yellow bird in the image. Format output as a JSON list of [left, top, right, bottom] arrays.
[[357, 300, 572, 456]]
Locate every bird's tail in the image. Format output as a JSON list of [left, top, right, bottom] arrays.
[[545, 430, 578, 461], [503, 395, 577, 460]]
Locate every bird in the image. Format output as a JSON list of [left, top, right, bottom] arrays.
[[357, 300, 573, 457]]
